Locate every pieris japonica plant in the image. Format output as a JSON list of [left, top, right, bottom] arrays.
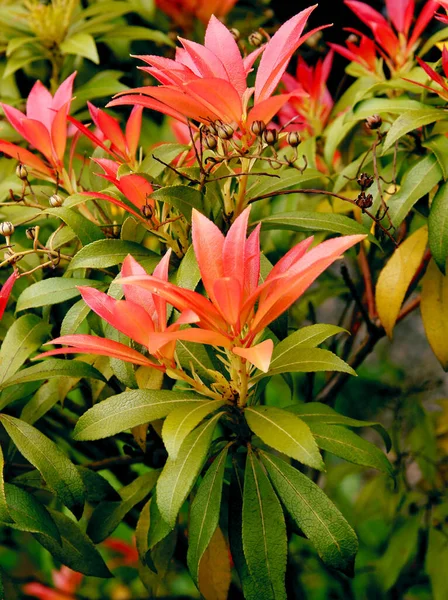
[[0, 0, 447, 598]]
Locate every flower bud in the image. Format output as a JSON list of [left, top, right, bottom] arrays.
[[49, 194, 63, 208], [346, 33, 359, 44], [0, 222, 14, 237], [204, 134, 218, 150], [248, 31, 264, 47], [16, 164, 28, 180], [229, 28, 240, 41], [365, 114, 382, 130], [250, 120, 266, 136], [287, 131, 301, 147], [26, 227, 36, 240], [141, 204, 153, 219], [263, 128, 278, 145], [357, 191, 373, 209], [357, 172, 374, 189], [217, 123, 234, 140]]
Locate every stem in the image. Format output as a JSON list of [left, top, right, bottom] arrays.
[[233, 158, 250, 217]]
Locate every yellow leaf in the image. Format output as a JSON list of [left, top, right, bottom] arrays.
[[421, 259, 448, 370], [132, 367, 164, 450], [198, 527, 231, 600], [376, 226, 428, 338]]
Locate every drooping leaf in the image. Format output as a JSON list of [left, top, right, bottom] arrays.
[[34, 509, 112, 578], [147, 492, 173, 550], [44, 207, 105, 245], [426, 527, 448, 600], [60, 299, 91, 336], [0, 415, 85, 515], [287, 402, 391, 451], [69, 240, 159, 270], [375, 515, 421, 591], [242, 450, 287, 600], [87, 470, 159, 543], [16, 278, 102, 312], [176, 245, 201, 291], [307, 423, 393, 475], [3, 483, 60, 541], [156, 413, 223, 527], [260, 451, 358, 576], [259, 211, 376, 243], [423, 135, 448, 179], [376, 226, 428, 337], [428, 182, 448, 274], [150, 186, 204, 221], [198, 527, 232, 600], [270, 325, 346, 365], [351, 97, 430, 121], [140, 143, 188, 178], [386, 156, 442, 227], [421, 259, 448, 370], [0, 445, 11, 523], [0, 358, 106, 391], [245, 406, 323, 470], [20, 378, 74, 425], [254, 347, 355, 381], [162, 399, 225, 459], [60, 32, 99, 63], [246, 168, 323, 202], [383, 109, 448, 153], [187, 446, 228, 584], [74, 390, 208, 441], [77, 467, 120, 504], [0, 315, 50, 384]]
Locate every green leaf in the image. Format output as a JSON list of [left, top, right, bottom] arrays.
[[87, 470, 159, 543], [176, 245, 201, 291], [147, 492, 173, 550], [162, 400, 225, 459], [100, 25, 173, 46], [34, 509, 112, 578], [77, 467, 120, 504], [423, 135, 448, 179], [16, 278, 101, 311], [254, 347, 355, 381], [429, 182, 448, 274], [70, 71, 128, 113], [260, 451, 358, 576], [74, 390, 208, 441], [258, 211, 376, 243], [308, 423, 393, 475], [187, 447, 228, 584], [140, 143, 188, 178], [60, 299, 91, 336], [0, 415, 85, 514], [3, 483, 60, 541], [0, 445, 11, 523], [351, 97, 430, 121], [421, 259, 448, 370], [175, 341, 217, 381], [150, 186, 204, 222], [242, 450, 287, 600], [324, 112, 358, 166], [0, 315, 50, 384], [20, 379, 64, 425], [245, 406, 323, 470], [69, 240, 159, 270], [426, 527, 448, 600], [270, 325, 346, 366], [287, 402, 391, 451], [60, 32, 99, 63], [383, 109, 448, 153], [4, 49, 45, 78], [376, 515, 421, 590], [44, 207, 105, 245], [156, 413, 223, 527], [387, 155, 442, 228], [246, 168, 323, 202], [0, 358, 106, 391]]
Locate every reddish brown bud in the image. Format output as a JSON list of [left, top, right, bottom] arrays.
[[365, 114, 382, 130], [49, 194, 63, 208], [204, 134, 218, 150], [229, 28, 240, 41], [217, 123, 234, 140], [16, 164, 28, 180], [0, 222, 14, 237]]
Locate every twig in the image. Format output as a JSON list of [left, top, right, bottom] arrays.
[[83, 455, 144, 471]]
